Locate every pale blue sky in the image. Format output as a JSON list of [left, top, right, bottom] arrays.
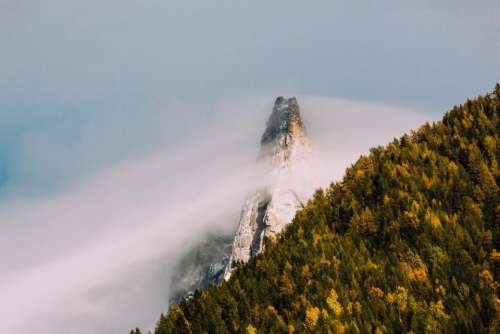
[[1, 0, 499, 191]]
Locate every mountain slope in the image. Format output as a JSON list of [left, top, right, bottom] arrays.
[[148, 86, 500, 334]]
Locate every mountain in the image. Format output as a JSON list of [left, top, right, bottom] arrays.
[[137, 85, 499, 334], [167, 97, 313, 302], [223, 96, 310, 280]]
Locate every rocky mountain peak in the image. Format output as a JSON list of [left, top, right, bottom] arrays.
[[222, 96, 311, 280], [260, 96, 305, 147], [169, 96, 313, 299], [258, 97, 307, 167]]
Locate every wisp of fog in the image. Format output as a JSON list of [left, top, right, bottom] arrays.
[[0, 95, 430, 333]]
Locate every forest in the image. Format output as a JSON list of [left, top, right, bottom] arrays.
[[133, 85, 500, 333]]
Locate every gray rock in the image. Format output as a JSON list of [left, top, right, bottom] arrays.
[[169, 97, 313, 302], [223, 97, 309, 280]]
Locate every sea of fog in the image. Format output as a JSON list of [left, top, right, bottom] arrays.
[[0, 95, 432, 333]]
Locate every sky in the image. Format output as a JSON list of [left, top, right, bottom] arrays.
[[1, 1, 499, 333]]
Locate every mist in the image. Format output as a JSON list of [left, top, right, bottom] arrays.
[[0, 94, 431, 333]]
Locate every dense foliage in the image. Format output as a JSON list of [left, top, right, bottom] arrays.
[[139, 86, 500, 333]]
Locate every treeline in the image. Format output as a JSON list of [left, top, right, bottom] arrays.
[[135, 85, 500, 333]]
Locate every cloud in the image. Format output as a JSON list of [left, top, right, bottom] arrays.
[[0, 95, 430, 333], [299, 96, 433, 180]]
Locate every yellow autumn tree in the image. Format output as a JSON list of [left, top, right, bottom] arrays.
[[305, 307, 321, 328], [326, 288, 343, 316], [246, 324, 257, 334]]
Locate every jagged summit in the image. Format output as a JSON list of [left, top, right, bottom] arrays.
[[258, 97, 308, 169], [168, 97, 313, 300], [222, 96, 311, 280], [260, 96, 305, 147]]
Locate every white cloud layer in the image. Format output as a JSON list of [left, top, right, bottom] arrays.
[[0, 95, 430, 333]]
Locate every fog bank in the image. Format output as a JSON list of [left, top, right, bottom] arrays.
[[0, 95, 430, 333]]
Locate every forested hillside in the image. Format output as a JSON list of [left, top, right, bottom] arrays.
[[138, 85, 500, 333]]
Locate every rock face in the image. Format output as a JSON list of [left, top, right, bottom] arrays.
[[169, 233, 233, 304], [167, 97, 312, 302], [223, 96, 309, 280]]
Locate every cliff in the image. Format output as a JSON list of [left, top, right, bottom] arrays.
[[223, 96, 310, 280]]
